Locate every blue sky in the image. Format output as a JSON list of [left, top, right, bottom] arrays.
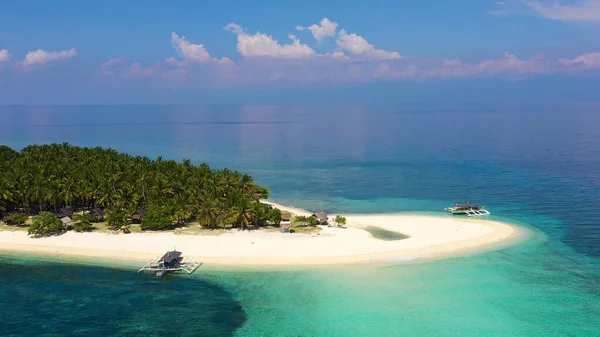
[[1, 0, 599, 104]]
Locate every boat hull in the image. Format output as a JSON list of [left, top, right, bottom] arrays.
[[444, 207, 491, 216]]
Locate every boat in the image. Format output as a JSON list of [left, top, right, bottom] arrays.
[[137, 250, 202, 277], [444, 202, 491, 216]]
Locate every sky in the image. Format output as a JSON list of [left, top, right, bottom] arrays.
[[1, 0, 600, 104]]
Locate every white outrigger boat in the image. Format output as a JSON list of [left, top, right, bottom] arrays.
[[444, 203, 491, 216], [138, 250, 202, 277]]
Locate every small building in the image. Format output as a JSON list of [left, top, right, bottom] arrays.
[[280, 220, 291, 233], [60, 216, 74, 229], [55, 206, 74, 219], [311, 211, 328, 225], [130, 209, 147, 224], [89, 208, 105, 222]]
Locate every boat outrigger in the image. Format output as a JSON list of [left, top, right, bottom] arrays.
[[444, 203, 491, 216], [138, 250, 202, 277]]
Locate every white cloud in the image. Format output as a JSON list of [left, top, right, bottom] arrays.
[[122, 62, 161, 78], [0, 49, 11, 62], [559, 52, 600, 68], [296, 18, 338, 42], [330, 51, 350, 60], [336, 29, 401, 60], [525, 0, 600, 22], [23, 48, 76, 67], [424, 52, 545, 78], [171, 32, 212, 62], [225, 22, 317, 59], [101, 57, 125, 69]]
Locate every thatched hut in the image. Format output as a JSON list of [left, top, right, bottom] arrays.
[[60, 216, 74, 229], [55, 206, 74, 218], [89, 208, 105, 222], [311, 211, 328, 225], [130, 209, 147, 224]]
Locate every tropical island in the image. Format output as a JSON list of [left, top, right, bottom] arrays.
[[0, 143, 526, 266], [0, 143, 287, 236]]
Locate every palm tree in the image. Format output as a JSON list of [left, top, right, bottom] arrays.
[[230, 196, 253, 230], [0, 143, 279, 231]]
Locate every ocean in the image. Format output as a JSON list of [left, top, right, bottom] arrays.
[[1, 105, 599, 336]]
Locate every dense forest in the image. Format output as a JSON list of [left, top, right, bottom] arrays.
[[0, 143, 281, 234]]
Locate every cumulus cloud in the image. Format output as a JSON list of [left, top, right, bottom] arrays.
[[101, 57, 125, 69], [296, 18, 338, 42], [0, 49, 11, 62], [23, 48, 76, 67], [122, 62, 161, 78], [524, 0, 600, 22], [336, 29, 401, 60], [96, 20, 600, 86], [225, 22, 317, 59], [171, 32, 212, 62], [559, 52, 600, 68], [428, 52, 544, 78]]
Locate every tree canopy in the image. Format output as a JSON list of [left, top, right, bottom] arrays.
[[28, 211, 63, 237], [334, 215, 347, 227], [0, 143, 278, 231]]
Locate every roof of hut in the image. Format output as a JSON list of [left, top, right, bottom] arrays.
[[60, 216, 73, 225], [312, 211, 328, 221], [134, 209, 147, 218], [90, 208, 105, 216], [58, 207, 74, 218]]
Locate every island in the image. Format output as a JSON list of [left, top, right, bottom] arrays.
[[0, 143, 527, 266]]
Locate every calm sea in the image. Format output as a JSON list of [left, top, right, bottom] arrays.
[[1, 105, 599, 336]]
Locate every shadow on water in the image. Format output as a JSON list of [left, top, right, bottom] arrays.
[[0, 258, 246, 337], [364, 226, 409, 241]]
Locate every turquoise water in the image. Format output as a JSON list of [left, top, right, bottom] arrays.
[[1, 105, 600, 335]]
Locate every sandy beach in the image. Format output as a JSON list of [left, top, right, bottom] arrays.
[[0, 201, 528, 267]]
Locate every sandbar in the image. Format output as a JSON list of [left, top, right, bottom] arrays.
[[0, 201, 528, 267]]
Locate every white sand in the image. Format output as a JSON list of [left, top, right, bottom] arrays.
[[0, 201, 527, 267]]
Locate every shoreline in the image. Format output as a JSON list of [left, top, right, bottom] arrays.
[[0, 201, 530, 268]]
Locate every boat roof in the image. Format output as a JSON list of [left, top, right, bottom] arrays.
[[457, 203, 480, 208], [159, 250, 182, 264]]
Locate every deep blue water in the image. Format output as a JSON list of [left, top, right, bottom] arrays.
[[0, 256, 245, 336], [1, 105, 600, 336]]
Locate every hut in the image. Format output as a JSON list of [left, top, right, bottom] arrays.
[[280, 220, 291, 233], [89, 208, 106, 222], [130, 209, 147, 224], [311, 211, 329, 225], [55, 206, 74, 218], [60, 216, 74, 229]]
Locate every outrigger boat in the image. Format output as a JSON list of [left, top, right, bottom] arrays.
[[444, 203, 491, 216], [138, 250, 202, 277]]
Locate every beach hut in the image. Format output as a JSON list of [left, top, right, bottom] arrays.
[[55, 206, 74, 219], [280, 220, 291, 233], [311, 211, 329, 225], [60, 216, 74, 229], [130, 209, 147, 224], [89, 208, 105, 222]]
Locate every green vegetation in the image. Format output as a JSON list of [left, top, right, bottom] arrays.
[[72, 213, 94, 232], [141, 207, 175, 231], [0, 143, 280, 234], [292, 226, 322, 234], [28, 211, 63, 237], [5, 213, 29, 226], [290, 215, 321, 233], [333, 215, 347, 227], [291, 215, 318, 227]]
